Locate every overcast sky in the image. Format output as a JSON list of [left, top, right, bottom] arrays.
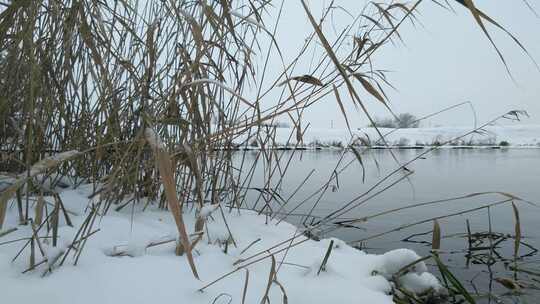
[[255, 0, 540, 128]]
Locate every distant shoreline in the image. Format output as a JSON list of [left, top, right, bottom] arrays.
[[232, 124, 540, 150], [213, 145, 540, 151]]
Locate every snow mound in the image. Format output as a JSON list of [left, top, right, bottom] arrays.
[[399, 272, 444, 294], [199, 203, 219, 219], [379, 248, 428, 277]]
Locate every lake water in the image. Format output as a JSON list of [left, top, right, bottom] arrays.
[[237, 149, 540, 302]]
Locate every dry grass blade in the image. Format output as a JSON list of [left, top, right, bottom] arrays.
[[279, 75, 324, 87], [349, 146, 366, 183], [0, 227, 17, 238], [453, 0, 539, 72], [353, 73, 387, 106], [332, 84, 351, 133], [145, 128, 199, 279], [317, 240, 334, 275], [511, 202, 521, 258], [0, 183, 20, 229], [494, 277, 523, 292], [432, 219, 441, 251], [466, 219, 472, 252], [272, 278, 289, 304], [261, 255, 277, 304], [456, 0, 512, 76], [181, 79, 256, 109], [241, 269, 249, 304], [182, 143, 204, 209]]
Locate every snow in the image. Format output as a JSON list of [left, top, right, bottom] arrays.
[[199, 203, 219, 219], [377, 248, 428, 278], [237, 124, 540, 148], [399, 272, 444, 294], [0, 185, 442, 304], [29, 150, 79, 176]]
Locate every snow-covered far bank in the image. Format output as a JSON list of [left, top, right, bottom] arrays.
[[0, 186, 444, 304], [236, 125, 540, 148]]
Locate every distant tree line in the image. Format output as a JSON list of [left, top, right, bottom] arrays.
[[368, 113, 420, 128]]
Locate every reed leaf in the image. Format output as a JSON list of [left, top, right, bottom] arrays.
[[145, 128, 200, 279]]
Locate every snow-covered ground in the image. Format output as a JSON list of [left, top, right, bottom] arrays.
[[0, 186, 443, 304], [240, 125, 540, 148]]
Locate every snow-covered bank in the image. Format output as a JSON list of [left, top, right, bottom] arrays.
[[0, 186, 443, 304], [238, 125, 540, 148]]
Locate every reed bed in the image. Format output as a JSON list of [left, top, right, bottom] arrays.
[[0, 0, 537, 303]]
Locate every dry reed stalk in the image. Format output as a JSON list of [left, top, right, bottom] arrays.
[[432, 219, 441, 251], [260, 255, 277, 304], [512, 202, 521, 280], [241, 269, 249, 304], [317, 240, 334, 275], [511, 202, 521, 259]]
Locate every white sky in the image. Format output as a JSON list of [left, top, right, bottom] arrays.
[[254, 0, 540, 128]]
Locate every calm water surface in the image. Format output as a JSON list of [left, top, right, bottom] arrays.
[[238, 149, 540, 301]]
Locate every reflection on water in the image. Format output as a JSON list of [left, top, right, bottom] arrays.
[[236, 149, 540, 302]]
